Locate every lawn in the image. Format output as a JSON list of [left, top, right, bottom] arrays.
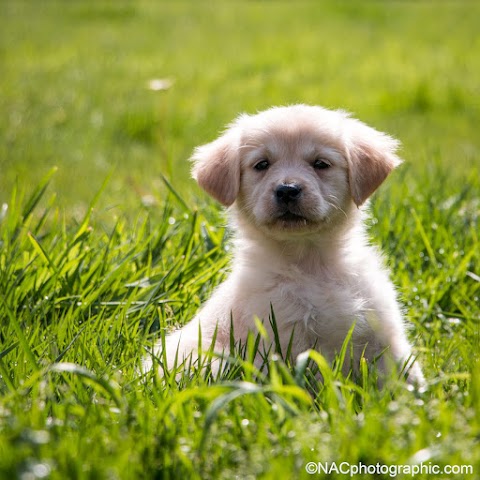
[[0, 1, 479, 479]]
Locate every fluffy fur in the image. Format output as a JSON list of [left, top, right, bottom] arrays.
[[144, 104, 424, 385]]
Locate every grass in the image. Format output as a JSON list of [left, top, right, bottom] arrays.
[[1, 1, 479, 479]]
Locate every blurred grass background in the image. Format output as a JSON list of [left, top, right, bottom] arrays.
[[1, 1, 479, 218]]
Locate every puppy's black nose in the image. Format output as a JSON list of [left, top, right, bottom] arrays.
[[275, 183, 302, 203]]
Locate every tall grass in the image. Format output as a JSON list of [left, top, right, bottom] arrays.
[[1, 165, 478, 478]]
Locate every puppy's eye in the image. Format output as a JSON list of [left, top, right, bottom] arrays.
[[313, 158, 330, 170], [254, 159, 270, 171]]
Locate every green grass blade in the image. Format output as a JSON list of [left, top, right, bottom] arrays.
[[0, 296, 39, 371], [48, 362, 124, 410], [160, 174, 190, 213], [20, 166, 57, 223]]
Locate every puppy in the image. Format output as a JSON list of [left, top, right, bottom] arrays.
[[145, 104, 424, 385]]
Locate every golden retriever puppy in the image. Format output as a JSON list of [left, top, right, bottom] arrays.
[[146, 104, 424, 385]]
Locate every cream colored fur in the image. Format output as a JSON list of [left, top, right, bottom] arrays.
[[144, 104, 424, 385]]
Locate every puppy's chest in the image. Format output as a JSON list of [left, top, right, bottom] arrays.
[[259, 270, 365, 327]]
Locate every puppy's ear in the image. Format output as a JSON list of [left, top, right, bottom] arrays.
[[190, 130, 240, 207], [346, 120, 402, 206]]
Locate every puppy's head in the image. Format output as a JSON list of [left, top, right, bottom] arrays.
[[192, 105, 401, 238]]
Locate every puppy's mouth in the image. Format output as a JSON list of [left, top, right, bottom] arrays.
[[275, 210, 309, 227], [279, 211, 306, 222]]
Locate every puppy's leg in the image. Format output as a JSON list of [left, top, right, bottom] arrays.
[[142, 317, 223, 375], [367, 308, 425, 387], [388, 327, 425, 387]]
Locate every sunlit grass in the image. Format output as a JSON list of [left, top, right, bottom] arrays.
[[1, 164, 478, 478]]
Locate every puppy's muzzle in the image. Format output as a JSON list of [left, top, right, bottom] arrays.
[[275, 183, 302, 205]]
